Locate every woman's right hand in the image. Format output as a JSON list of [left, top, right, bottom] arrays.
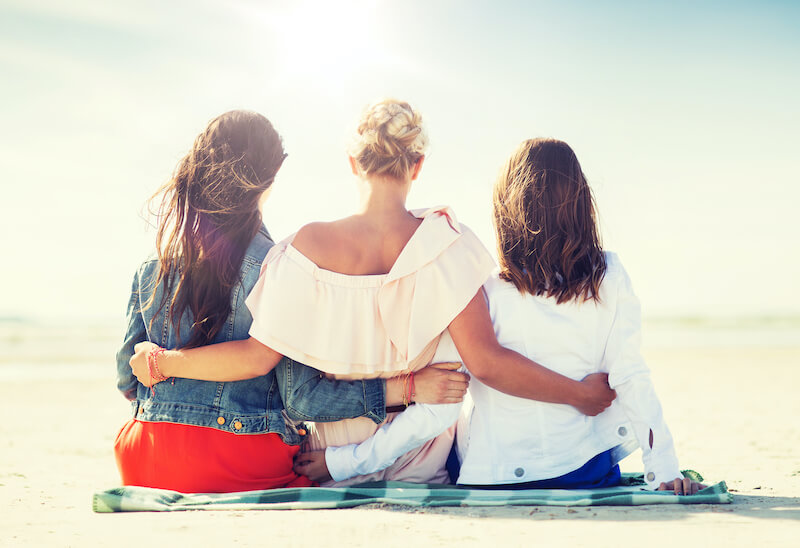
[[573, 373, 616, 416], [413, 362, 470, 404], [129, 341, 160, 387]]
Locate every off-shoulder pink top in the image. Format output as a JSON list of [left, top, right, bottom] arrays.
[[245, 206, 495, 485]]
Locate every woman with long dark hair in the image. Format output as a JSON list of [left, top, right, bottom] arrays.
[[114, 110, 468, 492]]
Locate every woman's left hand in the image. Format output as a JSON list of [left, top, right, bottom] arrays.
[[657, 477, 707, 495], [129, 341, 160, 387], [293, 450, 331, 483]]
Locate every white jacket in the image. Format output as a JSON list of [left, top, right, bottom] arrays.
[[326, 252, 682, 490]]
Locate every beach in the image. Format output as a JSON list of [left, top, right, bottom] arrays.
[[1, 320, 798, 547]]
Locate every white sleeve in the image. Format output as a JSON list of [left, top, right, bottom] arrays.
[[602, 261, 682, 490], [324, 401, 462, 482]]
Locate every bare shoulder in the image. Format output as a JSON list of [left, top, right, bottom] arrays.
[[293, 222, 330, 248], [292, 222, 336, 261], [291, 219, 360, 270]]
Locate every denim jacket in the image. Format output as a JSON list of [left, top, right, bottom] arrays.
[[116, 225, 386, 446]]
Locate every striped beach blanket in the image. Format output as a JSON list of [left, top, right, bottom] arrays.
[[93, 472, 731, 513]]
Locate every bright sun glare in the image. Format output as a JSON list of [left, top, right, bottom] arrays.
[[259, 1, 381, 85]]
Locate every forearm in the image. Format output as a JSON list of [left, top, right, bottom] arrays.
[[384, 377, 408, 407], [448, 291, 588, 409], [325, 401, 461, 482], [614, 375, 681, 489], [276, 358, 387, 424], [158, 337, 282, 381], [467, 346, 585, 406]]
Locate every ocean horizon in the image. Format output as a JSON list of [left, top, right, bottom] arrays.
[[1, 313, 797, 381]]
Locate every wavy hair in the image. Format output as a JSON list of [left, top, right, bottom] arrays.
[[146, 110, 286, 348], [493, 138, 606, 303]]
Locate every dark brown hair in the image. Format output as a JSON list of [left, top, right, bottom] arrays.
[[146, 110, 286, 348], [493, 138, 606, 303]]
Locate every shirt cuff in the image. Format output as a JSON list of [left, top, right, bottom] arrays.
[[642, 451, 682, 490], [325, 445, 359, 482]]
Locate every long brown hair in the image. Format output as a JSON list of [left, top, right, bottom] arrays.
[[146, 110, 286, 348], [493, 138, 606, 303]]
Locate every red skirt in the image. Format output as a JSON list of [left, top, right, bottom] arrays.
[[114, 419, 313, 493]]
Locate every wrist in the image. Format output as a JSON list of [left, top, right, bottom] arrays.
[[567, 378, 586, 407], [385, 377, 402, 407], [157, 350, 180, 378]]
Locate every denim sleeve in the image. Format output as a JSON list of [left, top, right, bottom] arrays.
[[116, 269, 147, 401], [276, 357, 387, 425]]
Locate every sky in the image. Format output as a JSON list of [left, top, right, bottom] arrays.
[[1, 0, 798, 322]]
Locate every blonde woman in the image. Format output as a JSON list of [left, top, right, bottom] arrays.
[[129, 101, 614, 486]]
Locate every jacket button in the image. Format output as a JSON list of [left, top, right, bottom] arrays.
[[514, 467, 524, 477], [233, 421, 243, 430], [618, 426, 628, 437], [217, 417, 225, 425], [646, 472, 656, 482]]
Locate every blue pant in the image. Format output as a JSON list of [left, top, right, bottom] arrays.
[[457, 448, 622, 489]]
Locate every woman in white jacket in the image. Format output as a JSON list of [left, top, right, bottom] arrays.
[[454, 138, 704, 494]]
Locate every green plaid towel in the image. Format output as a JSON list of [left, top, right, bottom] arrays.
[[93, 473, 731, 513]]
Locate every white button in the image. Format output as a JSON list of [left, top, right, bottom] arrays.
[[617, 426, 628, 437], [646, 472, 655, 482], [514, 467, 524, 477]]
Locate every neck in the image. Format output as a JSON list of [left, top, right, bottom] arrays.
[[356, 175, 412, 219]]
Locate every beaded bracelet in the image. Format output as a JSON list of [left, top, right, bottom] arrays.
[[147, 347, 168, 395]]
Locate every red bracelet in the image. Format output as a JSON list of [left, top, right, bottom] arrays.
[[147, 347, 168, 395]]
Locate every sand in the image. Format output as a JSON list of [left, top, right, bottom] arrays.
[[1, 325, 798, 547]]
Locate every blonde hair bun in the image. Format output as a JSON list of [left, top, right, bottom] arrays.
[[349, 99, 428, 179]]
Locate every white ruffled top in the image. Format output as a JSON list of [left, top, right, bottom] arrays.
[[245, 206, 496, 380]]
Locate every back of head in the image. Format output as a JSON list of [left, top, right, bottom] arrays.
[[185, 110, 285, 221], [493, 138, 606, 303], [348, 99, 428, 180], [149, 110, 286, 347]]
